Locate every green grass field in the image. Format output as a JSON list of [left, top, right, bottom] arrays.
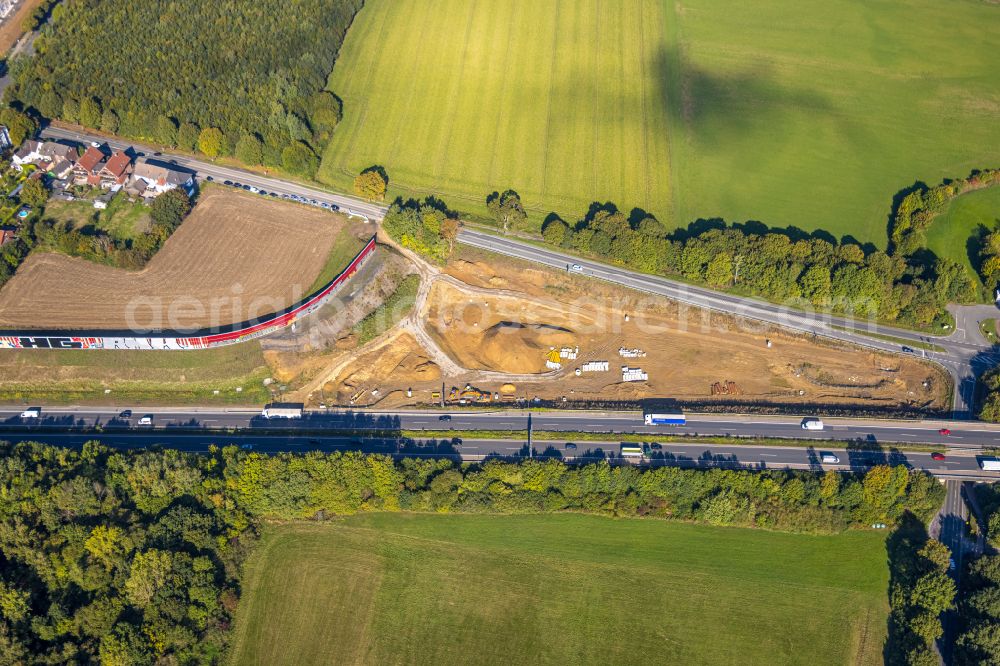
[[304, 228, 368, 294], [0, 342, 270, 404], [44, 195, 151, 240], [320, 0, 1000, 245], [926, 187, 1000, 282], [228, 514, 888, 665]]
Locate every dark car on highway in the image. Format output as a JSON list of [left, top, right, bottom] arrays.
[[439, 415, 452, 421], [564, 443, 577, 450]]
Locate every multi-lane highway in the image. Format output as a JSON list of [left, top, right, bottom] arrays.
[[0, 416, 996, 480], [33, 125, 1000, 419]]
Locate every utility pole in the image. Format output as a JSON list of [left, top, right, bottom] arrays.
[[527, 412, 532, 459]]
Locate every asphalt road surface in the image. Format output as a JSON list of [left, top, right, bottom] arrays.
[[458, 229, 1000, 419], [39, 125, 388, 222], [34, 126, 1000, 418], [0, 426, 995, 481], [3, 405, 1000, 448], [936, 479, 970, 657]]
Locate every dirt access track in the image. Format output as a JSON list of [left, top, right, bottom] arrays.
[[309, 243, 948, 412], [0, 189, 365, 331]]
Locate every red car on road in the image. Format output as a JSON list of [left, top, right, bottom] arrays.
[[938, 428, 951, 436], [931, 452, 946, 461]]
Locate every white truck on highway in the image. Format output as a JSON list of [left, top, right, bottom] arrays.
[[261, 403, 304, 419], [644, 411, 686, 426], [979, 457, 1000, 471]]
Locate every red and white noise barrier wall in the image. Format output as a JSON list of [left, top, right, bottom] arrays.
[[0, 236, 377, 351]]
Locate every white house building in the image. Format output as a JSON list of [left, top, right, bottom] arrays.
[[127, 158, 195, 198]]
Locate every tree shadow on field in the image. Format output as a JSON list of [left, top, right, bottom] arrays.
[[360, 165, 389, 187], [967, 222, 997, 278], [653, 45, 833, 152], [840, 235, 879, 256], [883, 512, 930, 665]]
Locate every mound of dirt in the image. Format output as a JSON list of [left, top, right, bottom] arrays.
[[470, 321, 575, 374], [328, 334, 441, 403], [393, 352, 441, 382]]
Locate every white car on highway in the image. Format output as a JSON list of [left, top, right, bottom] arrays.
[[801, 418, 824, 430]]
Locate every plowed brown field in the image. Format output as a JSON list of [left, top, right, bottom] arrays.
[[0, 189, 359, 331]]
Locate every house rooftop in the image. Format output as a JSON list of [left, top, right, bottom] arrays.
[[134, 158, 191, 186], [102, 150, 132, 178], [38, 141, 76, 162], [13, 140, 41, 160], [76, 145, 106, 172]]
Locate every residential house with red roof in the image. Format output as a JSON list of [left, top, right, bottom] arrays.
[[98, 150, 133, 188], [71, 145, 106, 186]]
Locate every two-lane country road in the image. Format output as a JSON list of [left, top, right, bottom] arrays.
[[35, 126, 1000, 419]]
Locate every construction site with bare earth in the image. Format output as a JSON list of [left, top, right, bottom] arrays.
[[0, 188, 949, 412], [285, 240, 948, 414]]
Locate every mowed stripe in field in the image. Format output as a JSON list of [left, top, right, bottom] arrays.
[[320, 0, 675, 221], [323, 0, 998, 244], [228, 515, 887, 666]]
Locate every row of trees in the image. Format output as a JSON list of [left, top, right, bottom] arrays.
[[225, 449, 944, 532], [382, 197, 459, 263], [885, 515, 957, 665], [979, 368, 1000, 422], [6, 0, 360, 176], [20, 0, 58, 32], [0, 441, 945, 662], [890, 169, 1000, 259], [954, 555, 1000, 663], [540, 202, 974, 327]]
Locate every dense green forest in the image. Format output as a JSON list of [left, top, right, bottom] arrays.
[[0, 441, 943, 662], [5, 0, 361, 175]]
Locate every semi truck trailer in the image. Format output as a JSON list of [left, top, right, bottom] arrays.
[[980, 457, 1000, 471], [644, 412, 686, 426], [261, 403, 304, 419]]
